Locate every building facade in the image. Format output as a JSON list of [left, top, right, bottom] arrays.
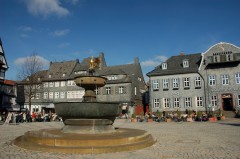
[[18, 53, 146, 115], [0, 38, 19, 113], [147, 42, 240, 114], [199, 42, 240, 113]]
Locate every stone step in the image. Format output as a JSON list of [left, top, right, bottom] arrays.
[[223, 110, 235, 118]]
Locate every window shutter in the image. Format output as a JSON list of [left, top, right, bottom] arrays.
[[207, 56, 213, 63], [124, 86, 127, 94], [115, 86, 119, 94], [220, 55, 226, 62], [233, 53, 240, 61]]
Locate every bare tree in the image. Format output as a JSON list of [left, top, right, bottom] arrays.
[[17, 53, 45, 113]]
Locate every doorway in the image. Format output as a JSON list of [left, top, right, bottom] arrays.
[[222, 94, 233, 111]]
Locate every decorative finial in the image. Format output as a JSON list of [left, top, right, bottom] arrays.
[[89, 56, 100, 75]]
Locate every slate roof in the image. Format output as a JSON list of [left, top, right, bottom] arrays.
[[147, 53, 202, 77], [45, 60, 78, 81], [97, 63, 145, 85]]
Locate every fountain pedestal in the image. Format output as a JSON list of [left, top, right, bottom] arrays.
[[62, 119, 115, 134]]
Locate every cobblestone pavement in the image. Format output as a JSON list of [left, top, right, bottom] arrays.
[[0, 118, 240, 159]]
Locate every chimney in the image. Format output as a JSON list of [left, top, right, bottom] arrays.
[[180, 52, 184, 56], [134, 57, 139, 64]]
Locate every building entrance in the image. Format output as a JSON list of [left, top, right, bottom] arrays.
[[222, 94, 233, 111]]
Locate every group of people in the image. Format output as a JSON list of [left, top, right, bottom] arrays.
[[131, 109, 214, 122], [0, 111, 61, 123]]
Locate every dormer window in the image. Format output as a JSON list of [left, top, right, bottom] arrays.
[[62, 73, 66, 77], [183, 59, 189, 68], [38, 77, 41, 81], [49, 74, 52, 78], [162, 63, 167, 70]]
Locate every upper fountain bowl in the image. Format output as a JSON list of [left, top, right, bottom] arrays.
[[74, 76, 107, 90]]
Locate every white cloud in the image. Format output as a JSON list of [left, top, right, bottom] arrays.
[[20, 33, 30, 38], [141, 55, 168, 67], [24, 0, 69, 18], [51, 29, 70, 37], [65, 0, 80, 5], [58, 42, 70, 48], [19, 26, 33, 32], [14, 55, 49, 69]]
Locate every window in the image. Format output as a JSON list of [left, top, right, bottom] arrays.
[[163, 79, 169, 89], [95, 88, 99, 95], [222, 74, 229, 85], [196, 97, 203, 107], [49, 92, 53, 99], [163, 98, 170, 108], [209, 75, 216, 86], [211, 96, 217, 107], [49, 82, 54, 87], [35, 93, 40, 99], [55, 82, 59, 87], [106, 87, 111, 95], [172, 78, 179, 88], [44, 82, 48, 88], [152, 80, 159, 90], [174, 98, 180, 108], [183, 60, 189, 68], [49, 74, 52, 78], [195, 76, 201, 87], [153, 98, 160, 108], [36, 84, 41, 89], [75, 91, 82, 98], [107, 75, 117, 80], [235, 73, 240, 84], [183, 77, 190, 88], [60, 92, 65, 99], [55, 92, 59, 99], [119, 86, 124, 94], [162, 63, 167, 70], [62, 73, 66, 77], [61, 81, 65, 87], [43, 92, 48, 99], [67, 80, 76, 86], [67, 91, 71, 99], [184, 97, 192, 107], [214, 55, 218, 62]]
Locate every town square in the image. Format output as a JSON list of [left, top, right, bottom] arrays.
[[1, 0, 240, 158]]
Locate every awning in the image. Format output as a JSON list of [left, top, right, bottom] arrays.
[[45, 103, 55, 108], [5, 104, 20, 111], [122, 105, 127, 110]]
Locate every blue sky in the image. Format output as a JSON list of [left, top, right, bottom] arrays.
[[1, 0, 240, 81]]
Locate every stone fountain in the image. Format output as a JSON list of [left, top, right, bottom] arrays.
[[14, 57, 155, 154]]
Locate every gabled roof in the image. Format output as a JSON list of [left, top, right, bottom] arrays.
[[46, 60, 78, 81], [147, 53, 202, 77], [0, 38, 8, 70]]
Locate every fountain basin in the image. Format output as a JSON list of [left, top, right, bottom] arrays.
[[55, 102, 121, 120], [54, 102, 122, 134]]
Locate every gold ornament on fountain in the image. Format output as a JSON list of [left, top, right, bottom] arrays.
[[89, 56, 100, 74]]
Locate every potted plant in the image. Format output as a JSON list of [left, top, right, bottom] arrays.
[[176, 110, 182, 122], [155, 111, 162, 122], [196, 111, 202, 122], [187, 110, 193, 122], [166, 113, 171, 122], [148, 113, 153, 122], [208, 112, 216, 122], [131, 113, 137, 122]]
